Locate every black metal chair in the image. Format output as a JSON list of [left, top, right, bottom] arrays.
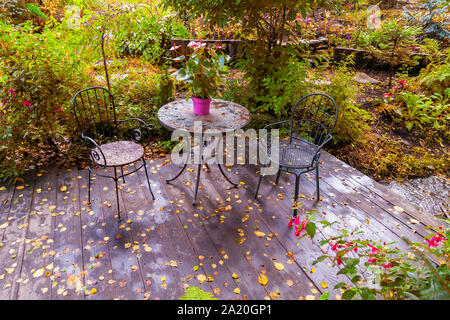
[[72, 87, 155, 221], [254, 93, 338, 217]]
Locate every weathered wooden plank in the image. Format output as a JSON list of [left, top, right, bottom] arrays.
[[16, 168, 57, 299], [240, 164, 352, 299], [207, 164, 323, 300], [50, 167, 85, 299], [77, 168, 116, 299], [162, 163, 253, 299], [0, 172, 35, 299], [144, 159, 216, 299], [321, 151, 440, 229], [119, 162, 183, 300]]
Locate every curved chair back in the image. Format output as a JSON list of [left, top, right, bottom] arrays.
[[289, 93, 338, 146], [72, 87, 118, 142]]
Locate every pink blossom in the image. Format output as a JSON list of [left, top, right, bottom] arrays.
[[367, 243, 381, 254], [392, 85, 402, 90], [294, 219, 307, 237], [23, 100, 32, 107], [8, 88, 15, 96], [305, 18, 310, 24], [383, 263, 393, 269], [368, 258, 378, 264], [384, 92, 393, 98], [187, 41, 205, 49]]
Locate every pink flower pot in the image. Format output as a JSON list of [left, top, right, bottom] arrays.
[[192, 97, 211, 115]]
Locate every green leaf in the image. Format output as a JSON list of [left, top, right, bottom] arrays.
[[306, 222, 316, 239], [319, 292, 329, 300], [312, 255, 328, 266], [342, 289, 357, 300], [179, 286, 217, 300]]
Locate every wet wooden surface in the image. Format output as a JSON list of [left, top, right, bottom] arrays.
[[0, 151, 442, 300]]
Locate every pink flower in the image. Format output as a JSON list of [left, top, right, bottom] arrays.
[[392, 85, 401, 90], [336, 258, 343, 266], [8, 88, 15, 96], [187, 41, 205, 49], [383, 263, 393, 269], [23, 100, 32, 107], [384, 92, 393, 98], [214, 44, 223, 50], [399, 80, 407, 86], [367, 243, 381, 254], [294, 219, 307, 237], [305, 18, 310, 24], [330, 242, 339, 252], [368, 258, 378, 264]]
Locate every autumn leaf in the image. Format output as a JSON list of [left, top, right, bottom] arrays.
[[258, 273, 268, 286], [274, 262, 285, 271], [254, 231, 265, 238]]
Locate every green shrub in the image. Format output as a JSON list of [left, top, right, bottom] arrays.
[[114, 6, 189, 64], [0, 19, 91, 182]]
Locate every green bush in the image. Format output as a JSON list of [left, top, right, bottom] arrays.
[[114, 7, 189, 64], [0, 19, 91, 182]]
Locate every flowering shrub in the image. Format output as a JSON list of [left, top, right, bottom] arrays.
[[171, 41, 230, 99], [0, 20, 90, 181], [292, 209, 450, 300]]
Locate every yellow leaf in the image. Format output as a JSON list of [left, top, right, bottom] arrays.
[[258, 274, 268, 286], [254, 231, 265, 238], [234, 288, 240, 294], [321, 281, 328, 289], [274, 262, 285, 271], [60, 185, 67, 192], [90, 288, 97, 295], [33, 268, 44, 278], [231, 272, 239, 279], [197, 274, 207, 282]]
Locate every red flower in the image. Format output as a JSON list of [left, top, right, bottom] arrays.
[[367, 243, 381, 254], [383, 92, 393, 98], [383, 263, 393, 269]]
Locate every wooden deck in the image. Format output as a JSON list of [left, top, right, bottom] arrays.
[[0, 151, 442, 300]]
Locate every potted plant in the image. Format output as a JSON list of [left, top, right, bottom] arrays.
[[171, 41, 229, 115]]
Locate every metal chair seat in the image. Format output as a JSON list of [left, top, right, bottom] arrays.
[[268, 139, 318, 170], [91, 141, 144, 167]]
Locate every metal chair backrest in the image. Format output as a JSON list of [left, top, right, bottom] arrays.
[[72, 87, 118, 143], [289, 93, 338, 146]]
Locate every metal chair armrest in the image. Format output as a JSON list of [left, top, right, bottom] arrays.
[[81, 134, 107, 168]]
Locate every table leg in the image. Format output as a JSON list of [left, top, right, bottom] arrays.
[[193, 163, 202, 204]]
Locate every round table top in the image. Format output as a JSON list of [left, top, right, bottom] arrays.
[[157, 98, 251, 133]]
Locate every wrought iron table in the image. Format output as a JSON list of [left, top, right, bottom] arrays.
[[158, 98, 251, 204]]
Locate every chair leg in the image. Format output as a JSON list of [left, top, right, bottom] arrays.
[[254, 172, 263, 199], [113, 167, 121, 221], [142, 158, 155, 200], [293, 175, 300, 217], [88, 168, 92, 204], [275, 168, 281, 184], [315, 166, 320, 200]]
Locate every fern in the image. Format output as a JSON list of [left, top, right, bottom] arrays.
[[179, 286, 218, 300]]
